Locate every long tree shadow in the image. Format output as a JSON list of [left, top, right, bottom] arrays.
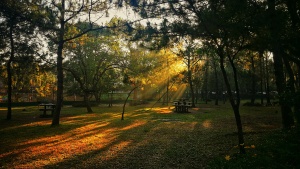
[[0, 104, 282, 168]]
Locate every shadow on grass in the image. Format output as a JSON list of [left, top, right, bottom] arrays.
[[0, 103, 285, 169]]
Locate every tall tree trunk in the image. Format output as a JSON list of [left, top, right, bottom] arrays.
[[259, 51, 264, 105], [265, 54, 271, 105], [52, 0, 65, 126], [6, 20, 14, 120], [268, 0, 294, 129], [219, 53, 245, 154], [203, 61, 209, 104], [213, 59, 219, 105], [187, 58, 196, 107], [250, 54, 256, 104], [297, 63, 300, 90], [52, 41, 64, 126], [188, 70, 196, 107], [283, 56, 296, 93], [273, 49, 294, 129]]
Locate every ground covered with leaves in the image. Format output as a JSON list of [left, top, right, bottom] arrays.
[[0, 102, 299, 168]]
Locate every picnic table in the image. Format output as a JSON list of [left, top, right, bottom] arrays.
[[39, 103, 56, 117], [173, 99, 192, 113]]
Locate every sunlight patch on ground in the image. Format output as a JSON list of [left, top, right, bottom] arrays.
[[1, 120, 122, 168], [0, 114, 151, 169], [202, 120, 212, 128], [121, 120, 146, 130], [152, 107, 173, 114]]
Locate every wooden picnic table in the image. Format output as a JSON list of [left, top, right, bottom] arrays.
[[173, 99, 192, 113], [39, 103, 56, 117]]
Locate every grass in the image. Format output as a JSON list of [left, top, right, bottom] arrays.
[[0, 102, 298, 169]]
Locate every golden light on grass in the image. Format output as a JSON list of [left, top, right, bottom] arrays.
[[0, 115, 147, 169], [121, 120, 146, 130], [202, 120, 212, 128], [8, 125, 117, 168], [152, 107, 173, 114]]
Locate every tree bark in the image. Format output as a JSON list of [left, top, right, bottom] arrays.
[[265, 54, 271, 106], [219, 52, 245, 154], [6, 21, 14, 120], [52, 0, 65, 126], [250, 54, 256, 105], [52, 41, 64, 126], [187, 59, 196, 107], [268, 0, 294, 129], [259, 51, 264, 105], [203, 61, 209, 104], [83, 92, 93, 113], [283, 56, 295, 93], [212, 59, 219, 105], [273, 49, 294, 129], [122, 86, 138, 120]]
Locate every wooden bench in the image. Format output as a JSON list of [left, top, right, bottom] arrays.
[[173, 99, 192, 113], [39, 103, 56, 118]]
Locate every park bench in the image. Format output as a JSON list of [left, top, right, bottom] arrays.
[[39, 103, 56, 118], [173, 99, 192, 113]]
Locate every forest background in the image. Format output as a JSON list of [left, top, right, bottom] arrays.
[[0, 0, 300, 157]]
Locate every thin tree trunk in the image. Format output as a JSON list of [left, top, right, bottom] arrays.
[[188, 71, 196, 107], [121, 86, 138, 120], [84, 92, 93, 113], [259, 51, 264, 105], [187, 59, 196, 107], [204, 61, 209, 104], [109, 90, 113, 107], [250, 54, 256, 104], [297, 63, 300, 90], [213, 59, 219, 105], [265, 54, 271, 105], [220, 53, 245, 154]]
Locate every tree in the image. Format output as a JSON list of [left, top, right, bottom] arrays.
[[139, 0, 259, 153], [266, 0, 295, 129], [38, 0, 123, 126], [173, 38, 201, 107], [0, 0, 42, 119], [38, 0, 142, 126], [64, 24, 124, 112], [34, 71, 57, 101], [121, 46, 165, 120]]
